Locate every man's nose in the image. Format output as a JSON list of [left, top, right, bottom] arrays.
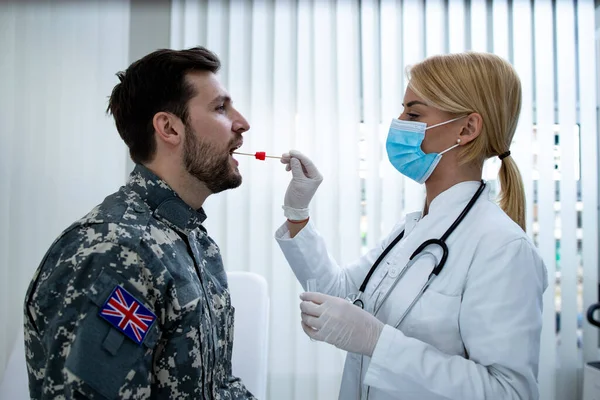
[[232, 110, 250, 133]]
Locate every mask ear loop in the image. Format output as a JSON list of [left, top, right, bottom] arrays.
[[422, 115, 467, 156], [438, 137, 462, 156], [439, 143, 460, 155], [425, 115, 467, 131]]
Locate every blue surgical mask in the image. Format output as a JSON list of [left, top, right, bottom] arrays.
[[385, 116, 464, 184]]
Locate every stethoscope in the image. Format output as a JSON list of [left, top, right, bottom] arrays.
[[346, 180, 487, 329]]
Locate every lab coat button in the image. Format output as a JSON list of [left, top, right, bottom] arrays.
[[388, 267, 399, 278]]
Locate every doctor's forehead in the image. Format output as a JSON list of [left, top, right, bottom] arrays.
[[402, 87, 428, 108]]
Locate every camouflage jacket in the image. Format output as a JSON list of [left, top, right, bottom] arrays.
[[23, 165, 256, 399]]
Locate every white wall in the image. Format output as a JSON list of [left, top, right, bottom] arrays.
[[126, 0, 172, 177], [0, 1, 131, 379]]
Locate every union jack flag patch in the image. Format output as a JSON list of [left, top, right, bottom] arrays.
[[99, 285, 157, 345]]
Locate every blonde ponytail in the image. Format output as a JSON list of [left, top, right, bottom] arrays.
[[498, 155, 526, 230]]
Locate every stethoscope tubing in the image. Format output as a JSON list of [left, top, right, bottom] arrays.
[[349, 180, 487, 321]]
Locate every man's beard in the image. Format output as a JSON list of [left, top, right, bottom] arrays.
[[183, 125, 242, 194]]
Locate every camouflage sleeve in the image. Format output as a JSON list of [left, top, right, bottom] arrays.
[[216, 305, 257, 400], [219, 376, 257, 399], [26, 234, 160, 400]]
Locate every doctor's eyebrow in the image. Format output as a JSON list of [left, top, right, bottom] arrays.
[[403, 100, 428, 108]]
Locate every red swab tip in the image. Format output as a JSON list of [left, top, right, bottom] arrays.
[[255, 151, 266, 160]]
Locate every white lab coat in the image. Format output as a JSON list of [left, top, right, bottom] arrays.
[[275, 181, 548, 400]]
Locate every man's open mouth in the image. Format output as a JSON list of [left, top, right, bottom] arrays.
[[229, 142, 242, 155]]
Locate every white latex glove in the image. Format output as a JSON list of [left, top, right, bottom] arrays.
[[300, 292, 384, 357], [281, 150, 323, 220]]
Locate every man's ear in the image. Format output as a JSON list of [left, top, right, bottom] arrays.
[[458, 112, 483, 145], [152, 112, 184, 145]]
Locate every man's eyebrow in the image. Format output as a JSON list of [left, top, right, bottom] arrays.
[[208, 95, 231, 107], [403, 100, 428, 107]]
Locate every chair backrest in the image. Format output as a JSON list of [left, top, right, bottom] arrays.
[[227, 271, 270, 400], [0, 272, 270, 400], [0, 327, 27, 400]]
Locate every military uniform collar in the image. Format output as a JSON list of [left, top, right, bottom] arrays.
[[127, 164, 207, 233]]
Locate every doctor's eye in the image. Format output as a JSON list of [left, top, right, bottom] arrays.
[[407, 113, 420, 120]]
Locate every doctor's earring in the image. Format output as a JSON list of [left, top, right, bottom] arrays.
[[456, 139, 461, 144]]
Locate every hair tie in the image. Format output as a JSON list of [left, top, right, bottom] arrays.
[[498, 151, 511, 160]]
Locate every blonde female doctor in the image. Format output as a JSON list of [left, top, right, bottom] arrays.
[[275, 52, 548, 400]]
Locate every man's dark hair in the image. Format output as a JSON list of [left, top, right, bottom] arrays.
[[107, 47, 221, 164]]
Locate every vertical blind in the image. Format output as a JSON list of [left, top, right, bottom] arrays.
[[172, 1, 599, 399]]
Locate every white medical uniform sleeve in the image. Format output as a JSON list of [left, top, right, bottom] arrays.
[[275, 220, 405, 299], [364, 238, 547, 400]]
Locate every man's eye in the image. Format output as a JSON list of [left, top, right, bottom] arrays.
[[216, 105, 226, 112]]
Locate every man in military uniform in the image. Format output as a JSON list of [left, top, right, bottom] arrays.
[[23, 47, 256, 399]]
